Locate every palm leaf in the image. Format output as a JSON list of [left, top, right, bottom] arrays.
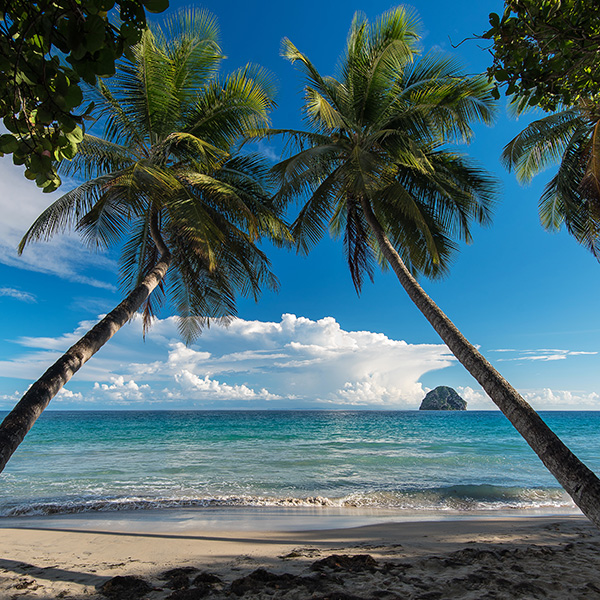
[[502, 110, 581, 182]]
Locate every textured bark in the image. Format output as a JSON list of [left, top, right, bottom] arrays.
[[360, 197, 600, 529], [0, 218, 172, 473]]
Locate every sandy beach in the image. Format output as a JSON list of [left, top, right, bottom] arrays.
[[1, 513, 599, 599]]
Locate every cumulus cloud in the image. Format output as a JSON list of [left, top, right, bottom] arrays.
[[453, 386, 600, 411], [456, 386, 495, 410], [154, 314, 455, 407], [0, 287, 36, 302], [0, 385, 83, 407], [175, 370, 282, 401], [93, 376, 150, 402], [0, 159, 116, 289], [522, 388, 600, 410]]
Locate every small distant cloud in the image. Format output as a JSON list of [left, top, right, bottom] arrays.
[[255, 141, 280, 163], [68, 296, 115, 313], [493, 348, 598, 362], [0, 287, 36, 303], [93, 375, 150, 402], [522, 388, 600, 410]]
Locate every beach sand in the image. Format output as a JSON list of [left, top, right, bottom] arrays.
[[1, 513, 599, 599]]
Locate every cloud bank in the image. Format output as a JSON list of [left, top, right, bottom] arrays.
[[0, 313, 597, 411], [0, 313, 454, 409]]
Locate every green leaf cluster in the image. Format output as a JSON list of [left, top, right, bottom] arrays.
[[484, 0, 600, 111], [502, 103, 600, 257], [19, 8, 290, 342], [261, 8, 497, 291], [0, 0, 169, 192]]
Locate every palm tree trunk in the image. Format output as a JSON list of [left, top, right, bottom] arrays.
[[360, 197, 600, 528], [0, 215, 172, 473]]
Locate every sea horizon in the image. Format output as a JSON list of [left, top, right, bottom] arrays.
[[4, 407, 600, 412]]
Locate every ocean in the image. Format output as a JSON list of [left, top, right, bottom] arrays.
[[1, 410, 598, 524]]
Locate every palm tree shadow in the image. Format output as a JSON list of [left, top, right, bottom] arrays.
[[4, 525, 319, 545], [0, 556, 111, 593]]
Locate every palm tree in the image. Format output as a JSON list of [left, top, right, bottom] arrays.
[[264, 7, 600, 527], [502, 100, 600, 257], [0, 8, 289, 473]]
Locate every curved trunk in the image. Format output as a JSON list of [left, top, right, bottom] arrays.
[[0, 217, 172, 473], [360, 197, 600, 528]]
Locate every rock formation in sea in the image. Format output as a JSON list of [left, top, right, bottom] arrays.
[[419, 386, 467, 411]]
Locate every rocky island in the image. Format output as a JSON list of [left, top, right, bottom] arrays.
[[419, 386, 467, 411]]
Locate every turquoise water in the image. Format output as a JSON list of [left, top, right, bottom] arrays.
[[1, 410, 599, 518]]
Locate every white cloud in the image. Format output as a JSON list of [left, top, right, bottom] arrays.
[[0, 385, 83, 407], [0, 287, 36, 302], [55, 387, 84, 402], [0, 158, 116, 289], [255, 141, 280, 162], [93, 375, 150, 402], [456, 386, 495, 410], [175, 370, 281, 401], [453, 385, 600, 411], [522, 388, 600, 410], [492, 348, 598, 362]]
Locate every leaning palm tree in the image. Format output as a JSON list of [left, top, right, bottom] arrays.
[[0, 8, 289, 473], [263, 7, 600, 527], [502, 100, 600, 257]]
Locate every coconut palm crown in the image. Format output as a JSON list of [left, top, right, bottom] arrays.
[[263, 7, 497, 291], [19, 8, 289, 343], [502, 100, 600, 258]]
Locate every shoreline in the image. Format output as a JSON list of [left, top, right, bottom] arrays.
[[1, 513, 598, 598], [0, 503, 584, 533]]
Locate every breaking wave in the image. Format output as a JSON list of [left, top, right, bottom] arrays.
[[1, 484, 574, 517]]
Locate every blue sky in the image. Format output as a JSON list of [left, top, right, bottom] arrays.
[[0, 0, 599, 410]]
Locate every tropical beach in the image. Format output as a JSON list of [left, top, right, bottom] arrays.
[[2, 514, 600, 599], [1, 410, 599, 598], [2, 0, 600, 598]]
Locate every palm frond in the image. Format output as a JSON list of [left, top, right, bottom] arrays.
[[291, 167, 343, 254], [345, 6, 420, 124], [344, 199, 376, 292], [502, 109, 582, 182], [85, 79, 148, 149], [158, 6, 222, 114], [186, 64, 276, 148], [59, 134, 135, 180], [579, 120, 600, 207], [18, 173, 117, 252]]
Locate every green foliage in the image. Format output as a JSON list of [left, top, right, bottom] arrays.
[[484, 0, 600, 112], [19, 8, 290, 342], [488, 1, 600, 257], [0, 0, 169, 192], [260, 7, 497, 292], [502, 103, 600, 257]]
